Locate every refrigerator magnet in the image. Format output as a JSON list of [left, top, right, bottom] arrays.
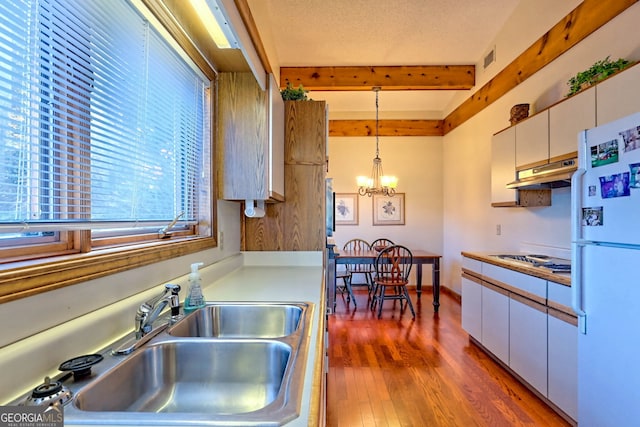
[[599, 173, 630, 198], [590, 139, 619, 168], [629, 163, 640, 188], [582, 207, 603, 226], [619, 126, 640, 153]]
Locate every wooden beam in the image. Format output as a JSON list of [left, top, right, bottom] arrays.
[[442, 0, 639, 134], [329, 120, 444, 137], [280, 65, 475, 91]]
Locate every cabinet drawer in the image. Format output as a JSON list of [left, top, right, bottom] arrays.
[[483, 263, 547, 300], [548, 280, 571, 307], [462, 257, 482, 274]]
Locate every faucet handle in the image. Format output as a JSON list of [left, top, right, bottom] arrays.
[[164, 283, 181, 318], [164, 283, 181, 295]]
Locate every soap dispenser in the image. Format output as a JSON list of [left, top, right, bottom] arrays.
[[184, 262, 206, 314]]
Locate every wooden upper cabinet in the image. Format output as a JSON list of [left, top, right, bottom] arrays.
[[515, 111, 549, 169], [285, 101, 327, 165], [244, 100, 328, 251], [549, 86, 595, 160], [217, 72, 285, 201]]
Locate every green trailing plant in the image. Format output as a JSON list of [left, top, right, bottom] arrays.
[[567, 56, 632, 96], [280, 82, 309, 101]]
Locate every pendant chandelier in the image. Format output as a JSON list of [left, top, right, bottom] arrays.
[[356, 87, 398, 197]]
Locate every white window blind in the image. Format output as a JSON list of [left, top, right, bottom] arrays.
[[0, 0, 210, 233]]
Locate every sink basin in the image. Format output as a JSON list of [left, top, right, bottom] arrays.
[[167, 302, 304, 338], [74, 340, 291, 414], [52, 301, 313, 426]]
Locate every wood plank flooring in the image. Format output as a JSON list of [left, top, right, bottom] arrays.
[[326, 287, 571, 427]]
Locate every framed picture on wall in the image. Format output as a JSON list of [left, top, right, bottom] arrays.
[[373, 193, 405, 226], [335, 193, 358, 225]]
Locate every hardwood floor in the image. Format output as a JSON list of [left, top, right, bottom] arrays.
[[326, 287, 571, 427]]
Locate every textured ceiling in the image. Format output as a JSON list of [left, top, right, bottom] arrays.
[[247, 0, 520, 116]]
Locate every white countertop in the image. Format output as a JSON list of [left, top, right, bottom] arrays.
[[1, 251, 325, 426]]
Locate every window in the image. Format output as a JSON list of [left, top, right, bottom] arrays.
[[0, 0, 215, 300]]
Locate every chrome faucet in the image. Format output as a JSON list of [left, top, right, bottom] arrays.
[[135, 283, 181, 339], [112, 284, 182, 356]]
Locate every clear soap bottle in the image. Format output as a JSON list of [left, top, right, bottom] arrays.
[[184, 262, 206, 314]]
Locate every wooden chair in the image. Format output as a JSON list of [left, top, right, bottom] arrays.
[[343, 238, 374, 295], [371, 238, 394, 251], [335, 268, 356, 309], [371, 245, 415, 318], [369, 238, 394, 306]]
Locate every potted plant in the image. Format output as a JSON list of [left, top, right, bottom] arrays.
[[280, 82, 309, 101], [567, 56, 632, 96]]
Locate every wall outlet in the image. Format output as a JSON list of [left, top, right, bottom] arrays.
[[496, 224, 501, 236]]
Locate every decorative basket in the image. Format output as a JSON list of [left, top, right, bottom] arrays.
[[510, 103, 530, 125]]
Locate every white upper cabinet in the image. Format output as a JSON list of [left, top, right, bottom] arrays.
[[491, 126, 517, 205], [596, 63, 640, 125], [515, 110, 549, 168], [549, 86, 595, 159]]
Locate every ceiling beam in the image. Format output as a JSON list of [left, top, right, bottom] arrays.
[[442, 0, 639, 134], [280, 65, 475, 91], [238, 0, 636, 136], [329, 119, 444, 137]]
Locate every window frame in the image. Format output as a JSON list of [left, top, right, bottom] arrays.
[[0, 0, 219, 304]]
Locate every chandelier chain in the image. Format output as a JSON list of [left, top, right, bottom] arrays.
[[375, 87, 380, 158], [355, 86, 397, 197]]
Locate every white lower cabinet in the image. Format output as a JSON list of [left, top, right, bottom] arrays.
[[461, 273, 482, 340], [461, 256, 577, 422], [548, 310, 578, 420], [481, 282, 509, 362], [509, 294, 548, 395]]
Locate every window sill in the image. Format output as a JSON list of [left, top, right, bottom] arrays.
[[0, 236, 216, 304]]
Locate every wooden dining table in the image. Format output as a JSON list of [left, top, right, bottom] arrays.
[[326, 245, 442, 313]]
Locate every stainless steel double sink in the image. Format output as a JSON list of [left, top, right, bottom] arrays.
[[61, 302, 312, 426]]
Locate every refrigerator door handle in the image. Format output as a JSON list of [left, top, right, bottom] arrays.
[[571, 166, 587, 334], [570, 167, 586, 244], [571, 242, 587, 334]]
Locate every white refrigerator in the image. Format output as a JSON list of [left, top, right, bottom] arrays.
[[571, 111, 640, 426]]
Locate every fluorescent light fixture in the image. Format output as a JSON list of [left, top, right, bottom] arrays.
[[189, 0, 239, 49]]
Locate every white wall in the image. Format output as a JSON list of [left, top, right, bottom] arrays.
[[328, 135, 442, 285], [325, 2, 640, 295], [443, 2, 640, 294]]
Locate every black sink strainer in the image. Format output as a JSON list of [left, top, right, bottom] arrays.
[[59, 354, 104, 379], [31, 378, 63, 399]]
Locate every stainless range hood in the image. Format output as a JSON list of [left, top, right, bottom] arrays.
[[506, 157, 577, 190]]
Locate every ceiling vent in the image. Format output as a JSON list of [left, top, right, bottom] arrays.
[[484, 47, 496, 69]]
